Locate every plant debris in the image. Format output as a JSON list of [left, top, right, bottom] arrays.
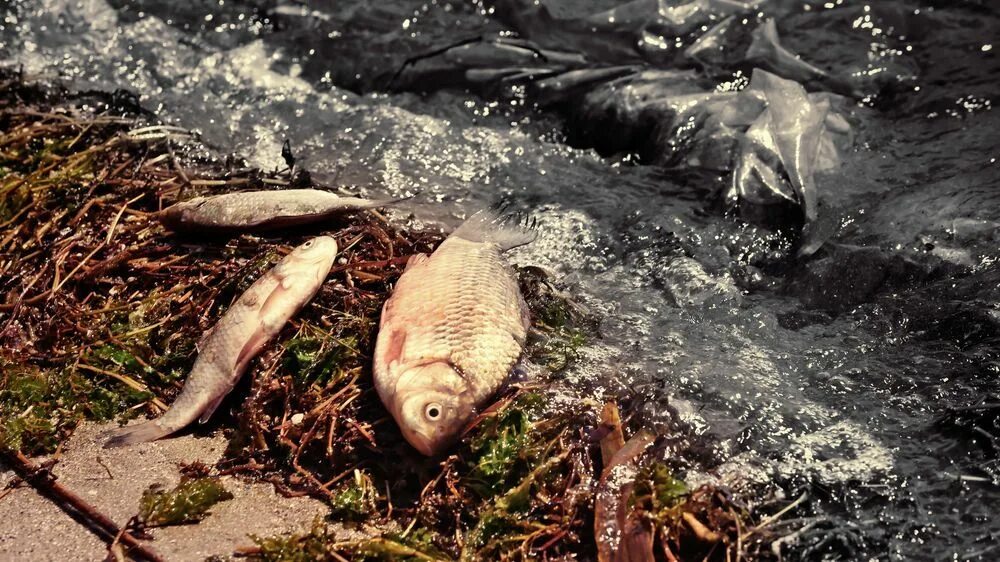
[[0, 69, 801, 561], [139, 477, 235, 528]]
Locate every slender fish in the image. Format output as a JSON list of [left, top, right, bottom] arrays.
[[105, 236, 338, 447], [373, 210, 536, 456], [158, 189, 402, 232]]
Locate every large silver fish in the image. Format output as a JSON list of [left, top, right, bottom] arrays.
[[105, 236, 338, 447], [373, 210, 535, 456], [158, 189, 401, 232]]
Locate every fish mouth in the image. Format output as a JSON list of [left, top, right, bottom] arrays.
[[404, 425, 461, 457], [157, 205, 185, 229], [406, 431, 444, 456]]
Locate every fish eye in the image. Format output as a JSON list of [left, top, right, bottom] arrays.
[[302, 240, 314, 248], [424, 403, 443, 421]]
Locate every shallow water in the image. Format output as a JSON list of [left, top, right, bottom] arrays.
[[3, 0, 999, 559]]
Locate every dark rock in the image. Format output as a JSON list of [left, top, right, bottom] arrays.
[[787, 245, 934, 313]]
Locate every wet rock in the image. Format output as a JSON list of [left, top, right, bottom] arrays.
[[872, 267, 1000, 349], [776, 309, 833, 330], [491, 0, 766, 65], [787, 245, 934, 313], [571, 68, 851, 232], [566, 69, 716, 162], [937, 395, 1000, 459], [390, 36, 590, 95]]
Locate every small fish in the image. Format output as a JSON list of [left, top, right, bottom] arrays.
[[373, 210, 536, 456], [105, 236, 338, 447], [158, 189, 403, 232]]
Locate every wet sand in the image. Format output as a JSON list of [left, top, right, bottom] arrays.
[[0, 421, 330, 561]]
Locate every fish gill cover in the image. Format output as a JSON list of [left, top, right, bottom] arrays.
[[0, 71, 809, 561]]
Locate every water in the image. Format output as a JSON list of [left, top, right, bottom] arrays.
[[3, 0, 998, 558]]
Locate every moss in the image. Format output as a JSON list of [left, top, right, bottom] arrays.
[[518, 266, 596, 374], [465, 393, 546, 497], [456, 392, 588, 561], [328, 469, 379, 522], [138, 477, 234, 527], [89, 344, 156, 378], [630, 462, 689, 522], [0, 362, 149, 455], [528, 326, 588, 373], [282, 323, 360, 386], [249, 522, 450, 562], [250, 519, 337, 562], [354, 531, 451, 562]]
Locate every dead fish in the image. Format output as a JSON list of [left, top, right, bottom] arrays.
[[104, 236, 338, 447], [158, 189, 404, 232], [373, 210, 536, 456]]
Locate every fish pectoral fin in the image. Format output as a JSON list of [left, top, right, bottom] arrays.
[[227, 282, 292, 409], [403, 253, 429, 271], [199, 392, 229, 424], [384, 328, 407, 365], [259, 276, 298, 323], [217, 327, 272, 424]]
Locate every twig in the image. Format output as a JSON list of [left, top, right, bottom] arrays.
[[741, 492, 808, 541], [0, 448, 166, 562], [683, 512, 722, 543], [76, 364, 168, 412]]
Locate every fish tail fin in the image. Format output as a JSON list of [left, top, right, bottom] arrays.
[[361, 195, 414, 209], [453, 208, 537, 251], [103, 420, 174, 448]]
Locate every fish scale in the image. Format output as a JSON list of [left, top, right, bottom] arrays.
[[158, 189, 405, 232], [104, 236, 339, 447], [374, 210, 536, 455]]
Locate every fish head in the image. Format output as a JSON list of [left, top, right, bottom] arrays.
[[157, 197, 205, 229], [391, 361, 473, 456], [286, 236, 339, 277]]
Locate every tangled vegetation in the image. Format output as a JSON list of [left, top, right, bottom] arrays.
[[139, 478, 234, 528], [0, 69, 806, 561]]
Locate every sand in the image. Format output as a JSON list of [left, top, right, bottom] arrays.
[[0, 421, 331, 561]]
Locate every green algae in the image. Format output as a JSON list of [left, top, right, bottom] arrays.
[[282, 322, 361, 386], [465, 393, 546, 497], [328, 469, 379, 522], [138, 477, 234, 527], [0, 362, 149, 455], [353, 528, 451, 562], [629, 462, 691, 530], [518, 266, 595, 373], [249, 519, 337, 562], [250, 522, 449, 562]]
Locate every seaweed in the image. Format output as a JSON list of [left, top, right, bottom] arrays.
[[0, 362, 149, 455], [328, 469, 379, 522], [138, 477, 234, 527], [0, 69, 791, 562], [248, 519, 339, 562], [518, 265, 596, 373]]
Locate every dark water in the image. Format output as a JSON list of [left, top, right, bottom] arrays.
[[3, 1, 999, 559]]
